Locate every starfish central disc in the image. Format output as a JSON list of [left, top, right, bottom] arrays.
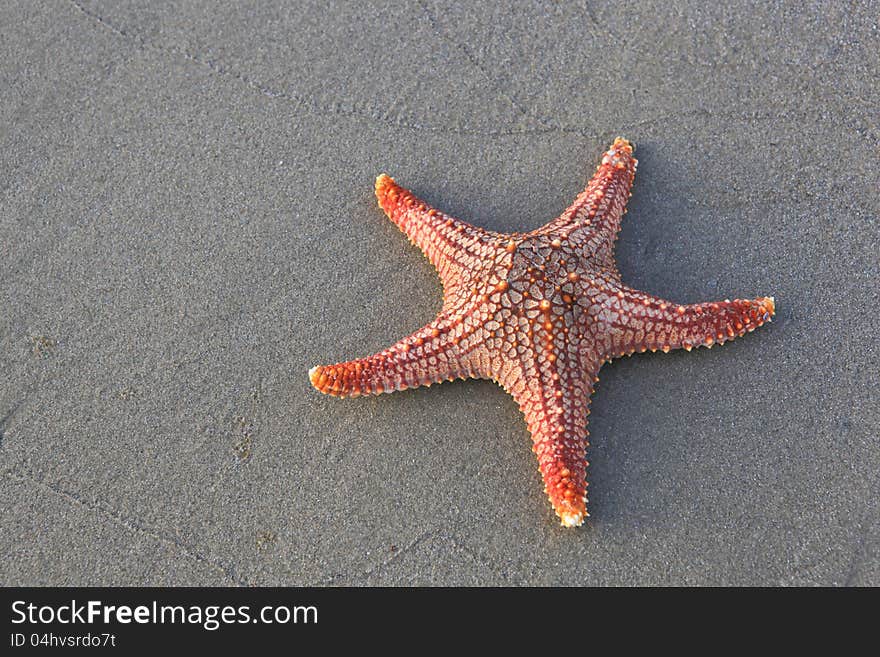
[[309, 138, 775, 527]]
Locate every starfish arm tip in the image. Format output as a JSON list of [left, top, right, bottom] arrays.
[[558, 509, 587, 528], [374, 173, 394, 200], [308, 365, 327, 393], [613, 136, 635, 153], [310, 363, 363, 397]]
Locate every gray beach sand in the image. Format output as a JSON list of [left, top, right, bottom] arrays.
[[1, 1, 877, 585]]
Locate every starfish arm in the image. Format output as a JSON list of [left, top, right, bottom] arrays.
[[374, 174, 499, 288], [598, 289, 776, 358], [535, 138, 637, 271], [309, 316, 478, 398], [498, 354, 598, 527]]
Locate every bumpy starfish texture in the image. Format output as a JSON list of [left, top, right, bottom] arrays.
[[309, 138, 774, 527]]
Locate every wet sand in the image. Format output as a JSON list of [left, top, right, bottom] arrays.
[[1, 1, 877, 585]]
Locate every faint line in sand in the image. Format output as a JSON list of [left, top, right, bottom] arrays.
[[3, 467, 253, 586]]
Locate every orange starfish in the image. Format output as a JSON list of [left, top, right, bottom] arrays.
[[310, 138, 774, 527]]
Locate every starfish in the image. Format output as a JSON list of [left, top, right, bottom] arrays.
[[309, 138, 775, 527]]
